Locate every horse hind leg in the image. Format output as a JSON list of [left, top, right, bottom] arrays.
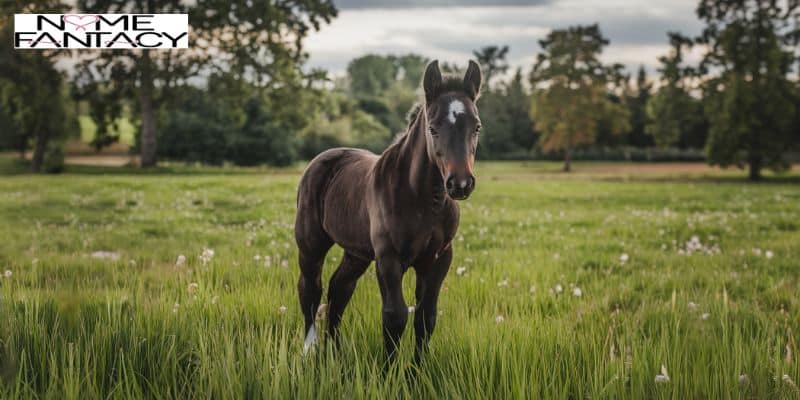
[[327, 253, 371, 344], [297, 235, 332, 354]]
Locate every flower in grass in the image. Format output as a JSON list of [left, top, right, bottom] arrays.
[[620, 253, 630, 264], [529, 286, 536, 294], [211, 296, 219, 305], [200, 248, 214, 265], [497, 278, 509, 287], [278, 305, 287, 314], [554, 283, 563, 294], [175, 255, 186, 267], [456, 267, 467, 276], [700, 312, 710, 321], [783, 374, 798, 389], [654, 365, 670, 383], [572, 287, 583, 297], [765, 250, 774, 259], [172, 302, 180, 313], [495, 315, 505, 324], [739, 374, 749, 386], [187, 282, 199, 294], [688, 302, 699, 311], [3, 270, 11, 278]]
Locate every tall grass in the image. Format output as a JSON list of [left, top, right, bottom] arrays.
[[0, 163, 798, 398]]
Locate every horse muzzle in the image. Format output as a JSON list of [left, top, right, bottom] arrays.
[[445, 174, 475, 200]]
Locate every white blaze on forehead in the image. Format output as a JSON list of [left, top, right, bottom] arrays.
[[447, 100, 465, 124]]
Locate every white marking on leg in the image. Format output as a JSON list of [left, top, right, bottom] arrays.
[[447, 100, 465, 124], [303, 325, 317, 354]]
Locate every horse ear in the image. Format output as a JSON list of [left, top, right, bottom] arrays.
[[463, 60, 482, 100], [423, 60, 442, 104]]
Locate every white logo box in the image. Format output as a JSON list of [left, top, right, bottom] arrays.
[[14, 14, 188, 49]]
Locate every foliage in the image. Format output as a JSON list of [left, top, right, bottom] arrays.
[[472, 45, 509, 85], [0, 1, 78, 172], [530, 25, 630, 171], [646, 34, 708, 149], [74, 0, 337, 167], [695, 0, 799, 180]]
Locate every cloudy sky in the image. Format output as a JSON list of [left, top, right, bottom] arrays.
[[304, 0, 703, 77]]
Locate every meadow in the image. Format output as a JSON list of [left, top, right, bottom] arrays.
[[0, 160, 798, 399]]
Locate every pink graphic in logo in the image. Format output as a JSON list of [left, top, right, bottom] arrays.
[[62, 14, 99, 31]]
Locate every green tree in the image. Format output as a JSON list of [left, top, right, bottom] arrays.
[[696, 0, 798, 180], [530, 24, 630, 172], [646, 34, 706, 148], [0, 2, 77, 172], [625, 66, 654, 147], [75, 0, 337, 167], [473, 45, 509, 85]]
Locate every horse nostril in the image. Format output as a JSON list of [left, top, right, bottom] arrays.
[[445, 176, 455, 191], [466, 176, 475, 191]]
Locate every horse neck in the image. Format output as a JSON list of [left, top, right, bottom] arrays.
[[396, 107, 444, 200]]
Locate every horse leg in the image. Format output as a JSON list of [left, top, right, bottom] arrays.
[[375, 252, 408, 363], [327, 252, 371, 344], [297, 238, 332, 354], [413, 247, 452, 362]]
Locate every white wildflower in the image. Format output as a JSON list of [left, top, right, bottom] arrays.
[[529, 285, 536, 294], [572, 287, 583, 297], [688, 302, 699, 311], [211, 295, 219, 305], [554, 283, 563, 294], [175, 255, 186, 267], [495, 315, 505, 323], [456, 267, 467, 276], [498, 278, 509, 287], [172, 302, 180, 313], [200, 248, 214, 265], [187, 282, 199, 293], [655, 365, 670, 383], [278, 305, 287, 313], [91, 251, 120, 261], [765, 250, 774, 259], [739, 374, 749, 385], [4, 270, 12, 278], [620, 253, 630, 264], [700, 312, 710, 320]]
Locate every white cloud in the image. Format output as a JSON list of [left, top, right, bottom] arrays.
[[305, 1, 703, 76]]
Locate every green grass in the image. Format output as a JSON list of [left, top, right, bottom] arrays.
[[0, 161, 798, 399]]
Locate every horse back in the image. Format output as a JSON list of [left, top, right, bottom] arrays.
[[295, 147, 378, 260]]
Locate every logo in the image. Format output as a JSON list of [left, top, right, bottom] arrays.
[[14, 14, 188, 49]]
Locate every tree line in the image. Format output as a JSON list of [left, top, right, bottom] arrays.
[[1, 0, 798, 180]]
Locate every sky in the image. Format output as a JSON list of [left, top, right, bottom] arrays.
[[304, 0, 704, 77]]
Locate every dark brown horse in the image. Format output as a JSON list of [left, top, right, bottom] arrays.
[[295, 60, 482, 362]]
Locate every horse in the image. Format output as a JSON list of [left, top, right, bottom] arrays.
[[294, 60, 482, 362]]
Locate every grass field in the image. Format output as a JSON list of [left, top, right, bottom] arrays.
[[0, 160, 798, 399]]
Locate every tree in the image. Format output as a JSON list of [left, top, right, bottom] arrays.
[[529, 25, 630, 172], [75, 0, 337, 167], [0, 2, 77, 172], [646, 34, 707, 148], [696, 0, 798, 180], [473, 45, 509, 85], [625, 66, 654, 147]]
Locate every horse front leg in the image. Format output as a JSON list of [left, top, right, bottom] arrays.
[[375, 252, 408, 364], [413, 247, 452, 362]]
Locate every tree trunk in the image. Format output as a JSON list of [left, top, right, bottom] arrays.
[[748, 154, 762, 181], [31, 132, 47, 173], [139, 52, 157, 168], [563, 147, 572, 172]]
